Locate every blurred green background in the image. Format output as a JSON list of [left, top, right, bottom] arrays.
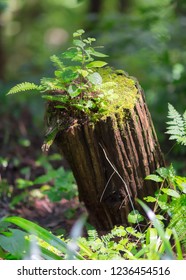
[[0, 0, 186, 171]]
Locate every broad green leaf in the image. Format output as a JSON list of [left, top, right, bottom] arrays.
[[67, 85, 81, 98], [145, 174, 163, 182], [90, 50, 108, 58], [0, 229, 29, 258], [156, 165, 176, 179], [73, 39, 85, 48], [0, 229, 63, 260], [86, 61, 108, 68], [87, 72, 102, 85], [127, 210, 144, 224], [161, 188, 180, 198], [4, 217, 84, 260]]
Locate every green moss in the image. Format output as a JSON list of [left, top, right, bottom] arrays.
[[94, 67, 139, 121], [46, 67, 139, 132]]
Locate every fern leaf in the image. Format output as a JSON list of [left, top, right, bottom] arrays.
[[7, 82, 41, 95], [166, 103, 186, 145], [87, 230, 98, 241], [50, 55, 64, 70]]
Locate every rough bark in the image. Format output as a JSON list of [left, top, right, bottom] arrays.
[[54, 83, 165, 231]]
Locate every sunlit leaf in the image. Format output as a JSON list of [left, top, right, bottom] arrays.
[[73, 39, 85, 48], [128, 210, 144, 224], [161, 188, 180, 198], [86, 61, 108, 68], [145, 174, 163, 182], [73, 29, 85, 37], [87, 72, 102, 85], [144, 196, 157, 202]]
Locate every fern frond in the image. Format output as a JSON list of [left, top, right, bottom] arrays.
[[50, 55, 64, 70], [87, 230, 98, 241], [7, 82, 41, 95], [166, 103, 186, 145], [169, 194, 186, 248]]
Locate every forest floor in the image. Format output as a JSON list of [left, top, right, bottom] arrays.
[[0, 109, 86, 237]]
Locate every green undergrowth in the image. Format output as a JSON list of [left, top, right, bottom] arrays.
[[0, 161, 186, 260], [0, 153, 78, 210]]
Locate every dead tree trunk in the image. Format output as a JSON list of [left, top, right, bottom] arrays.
[[50, 72, 165, 231]]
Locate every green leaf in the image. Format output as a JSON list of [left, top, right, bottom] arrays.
[[39, 246, 63, 260], [174, 176, 186, 193], [67, 85, 81, 98], [158, 228, 172, 254], [87, 72, 102, 85], [73, 39, 86, 48], [161, 188, 180, 198], [137, 199, 174, 259], [55, 69, 79, 83], [16, 178, 33, 189], [155, 214, 165, 221], [42, 95, 69, 103], [166, 103, 186, 145], [42, 126, 58, 153], [77, 69, 89, 78], [144, 196, 157, 203], [3, 217, 84, 260], [50, 55, 64, 69], [146, 228, 158, 247], [86, 61, 108, 68], [172, 229, 183, 260], [127, 210, 144, 224], [0, 229, 29, 258], [61, 49, 79, 59], [73, 29, 85, 37], [156, 166, 176, 179], [145, 174, 163, 182], [90, 50, 108, 58], [34, 172, 56, 184]]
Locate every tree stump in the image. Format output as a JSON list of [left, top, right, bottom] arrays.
[[46, 69, 165, 231]]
